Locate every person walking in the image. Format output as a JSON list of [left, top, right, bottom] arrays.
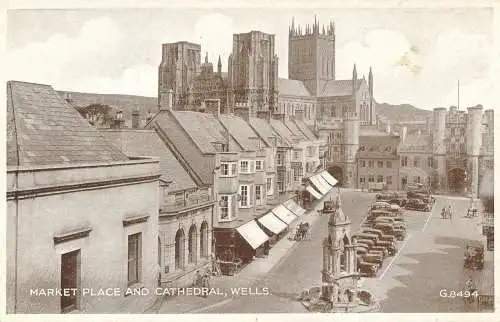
[[447, 205, 453, 220]]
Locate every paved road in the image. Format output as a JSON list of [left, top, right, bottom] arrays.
[[200, 190, 375, 313], [200, 193, 493, 313], [367, 196, 492, 313]]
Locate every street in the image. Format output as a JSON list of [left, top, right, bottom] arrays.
[[197, 192, 493, 313]]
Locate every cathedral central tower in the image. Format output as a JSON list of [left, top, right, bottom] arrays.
[[288, 16, 336, 96]]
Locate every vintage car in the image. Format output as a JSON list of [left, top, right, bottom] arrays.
[[355, 238, 375, 249], [375, 192, 404, 201], [376, 240, 397, 256], [374, 222, 406, 241], [370, 201, 392, 210], [357, 257, 378, 277], [405, 198, 432, 211], [389, 204, 404, 215], [368, 209, 395, 221], [374, 216, 407, 229], [464, 240, 484, 270], [370, 245, 389, 257], [360, 228, 395, 243], [387, 198, 407, 207], [363, 253, 384, 265]]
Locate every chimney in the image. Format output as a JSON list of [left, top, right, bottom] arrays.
[[257, 110, 271, 122], [132, 108, 140, 129], [65, 93, 73, 104], [204, 99, 221, 118], [145, 110, 154, 124], [295, 109, 304, 121], [233, 103, 250, 121], [272, 112, 286, 122]]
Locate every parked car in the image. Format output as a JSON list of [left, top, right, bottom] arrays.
[[363, 253, 384, 265], [357, 257, 378, 277], [405, 198, 432, 211], [368, 182, 386, 192], [374, 222, 406, 241], [370, 201, 392, 210], [375, 240, 397, 256], [361, 228, 395, 243], [387, 198, 407, 207], [376, 192, 403, 201], [355, 238, 375, 249], [369, 209, 399, 220]]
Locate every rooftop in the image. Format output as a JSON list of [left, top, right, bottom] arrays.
[[399, 131, 432, 150], [173, 111, 234, 154], [321, 79, 364, 97], [7, 81, 128, 167], [100, 129, 197, 192], [278, 78, 312, 97], [294, 119, 317, 140], [219, 114, 264, 151], [359, 125, 396, 137]]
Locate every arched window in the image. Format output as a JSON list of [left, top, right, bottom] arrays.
[[200, 221, 209, 258], [175, 229, 185, 269], [188, 225, 197, 264]]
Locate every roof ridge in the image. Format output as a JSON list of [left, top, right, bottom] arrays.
[[8, 80, 53, 87]]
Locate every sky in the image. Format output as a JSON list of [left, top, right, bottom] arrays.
[[6, 7, 495, 109]]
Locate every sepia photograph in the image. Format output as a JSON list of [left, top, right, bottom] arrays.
[[3, 1, 496, 319]]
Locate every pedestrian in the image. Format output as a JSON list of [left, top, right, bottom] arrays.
[[193, 270, 202, 288], [448, 205, 453, 220], [441, 207, 447, 219]]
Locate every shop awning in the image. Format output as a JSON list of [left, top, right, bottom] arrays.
[[236, 220, 269, 250], [272, 205, 298, 225], [320, 171, 338, 187], [317, 175, 333, 189], [283, 199, 306, 216], [306, 185, 323, 199], [310, 175, 330, 195], [257, 212, 288, 235]]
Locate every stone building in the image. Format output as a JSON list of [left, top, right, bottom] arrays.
[[398, 106, 494, 197], [6, 81, 161, 313], [100, 129, 214, 289]]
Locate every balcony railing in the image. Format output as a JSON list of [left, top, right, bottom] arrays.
[[162, 191, 212, 213]]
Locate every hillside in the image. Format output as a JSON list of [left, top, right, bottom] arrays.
[[375, 102, 432, 123]]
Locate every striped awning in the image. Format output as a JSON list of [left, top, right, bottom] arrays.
[[306, 185, 323, 199], [258, 212, 288, 235], [310, 175, 330, 195], [283, 199, 306, 216], [236, 220, 269, 250], [320, 171, 338, 187], [271, 204, 298, 224]]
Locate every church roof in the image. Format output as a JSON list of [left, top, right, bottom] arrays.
[[321, 79, 363, 97], [7, 81, 128, 167], [100, 129, 197, 192], [278, 78, 312, 97], [359, 126, 395, 137]]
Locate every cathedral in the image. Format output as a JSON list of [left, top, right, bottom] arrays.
[[157, 17, 379, 187]]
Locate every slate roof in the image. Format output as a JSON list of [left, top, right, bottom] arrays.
[[147, 110, 215, 185], [294, 119, 317, 140], [270, 119, 295, 145], [278, 78, 311, 97], [321, 79, 363, 97], [173, 111, 232, 154], [219, 115, 263, 151], [7, 81, 128, 167], [58, 90, 157, 127], [100, 129, 196, 191], [284, 119, 307, 140], [248, 117, 287, 147], [399, 131, 432, 150]]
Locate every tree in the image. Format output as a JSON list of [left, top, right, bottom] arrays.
[[78, 104, 113, 127]]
